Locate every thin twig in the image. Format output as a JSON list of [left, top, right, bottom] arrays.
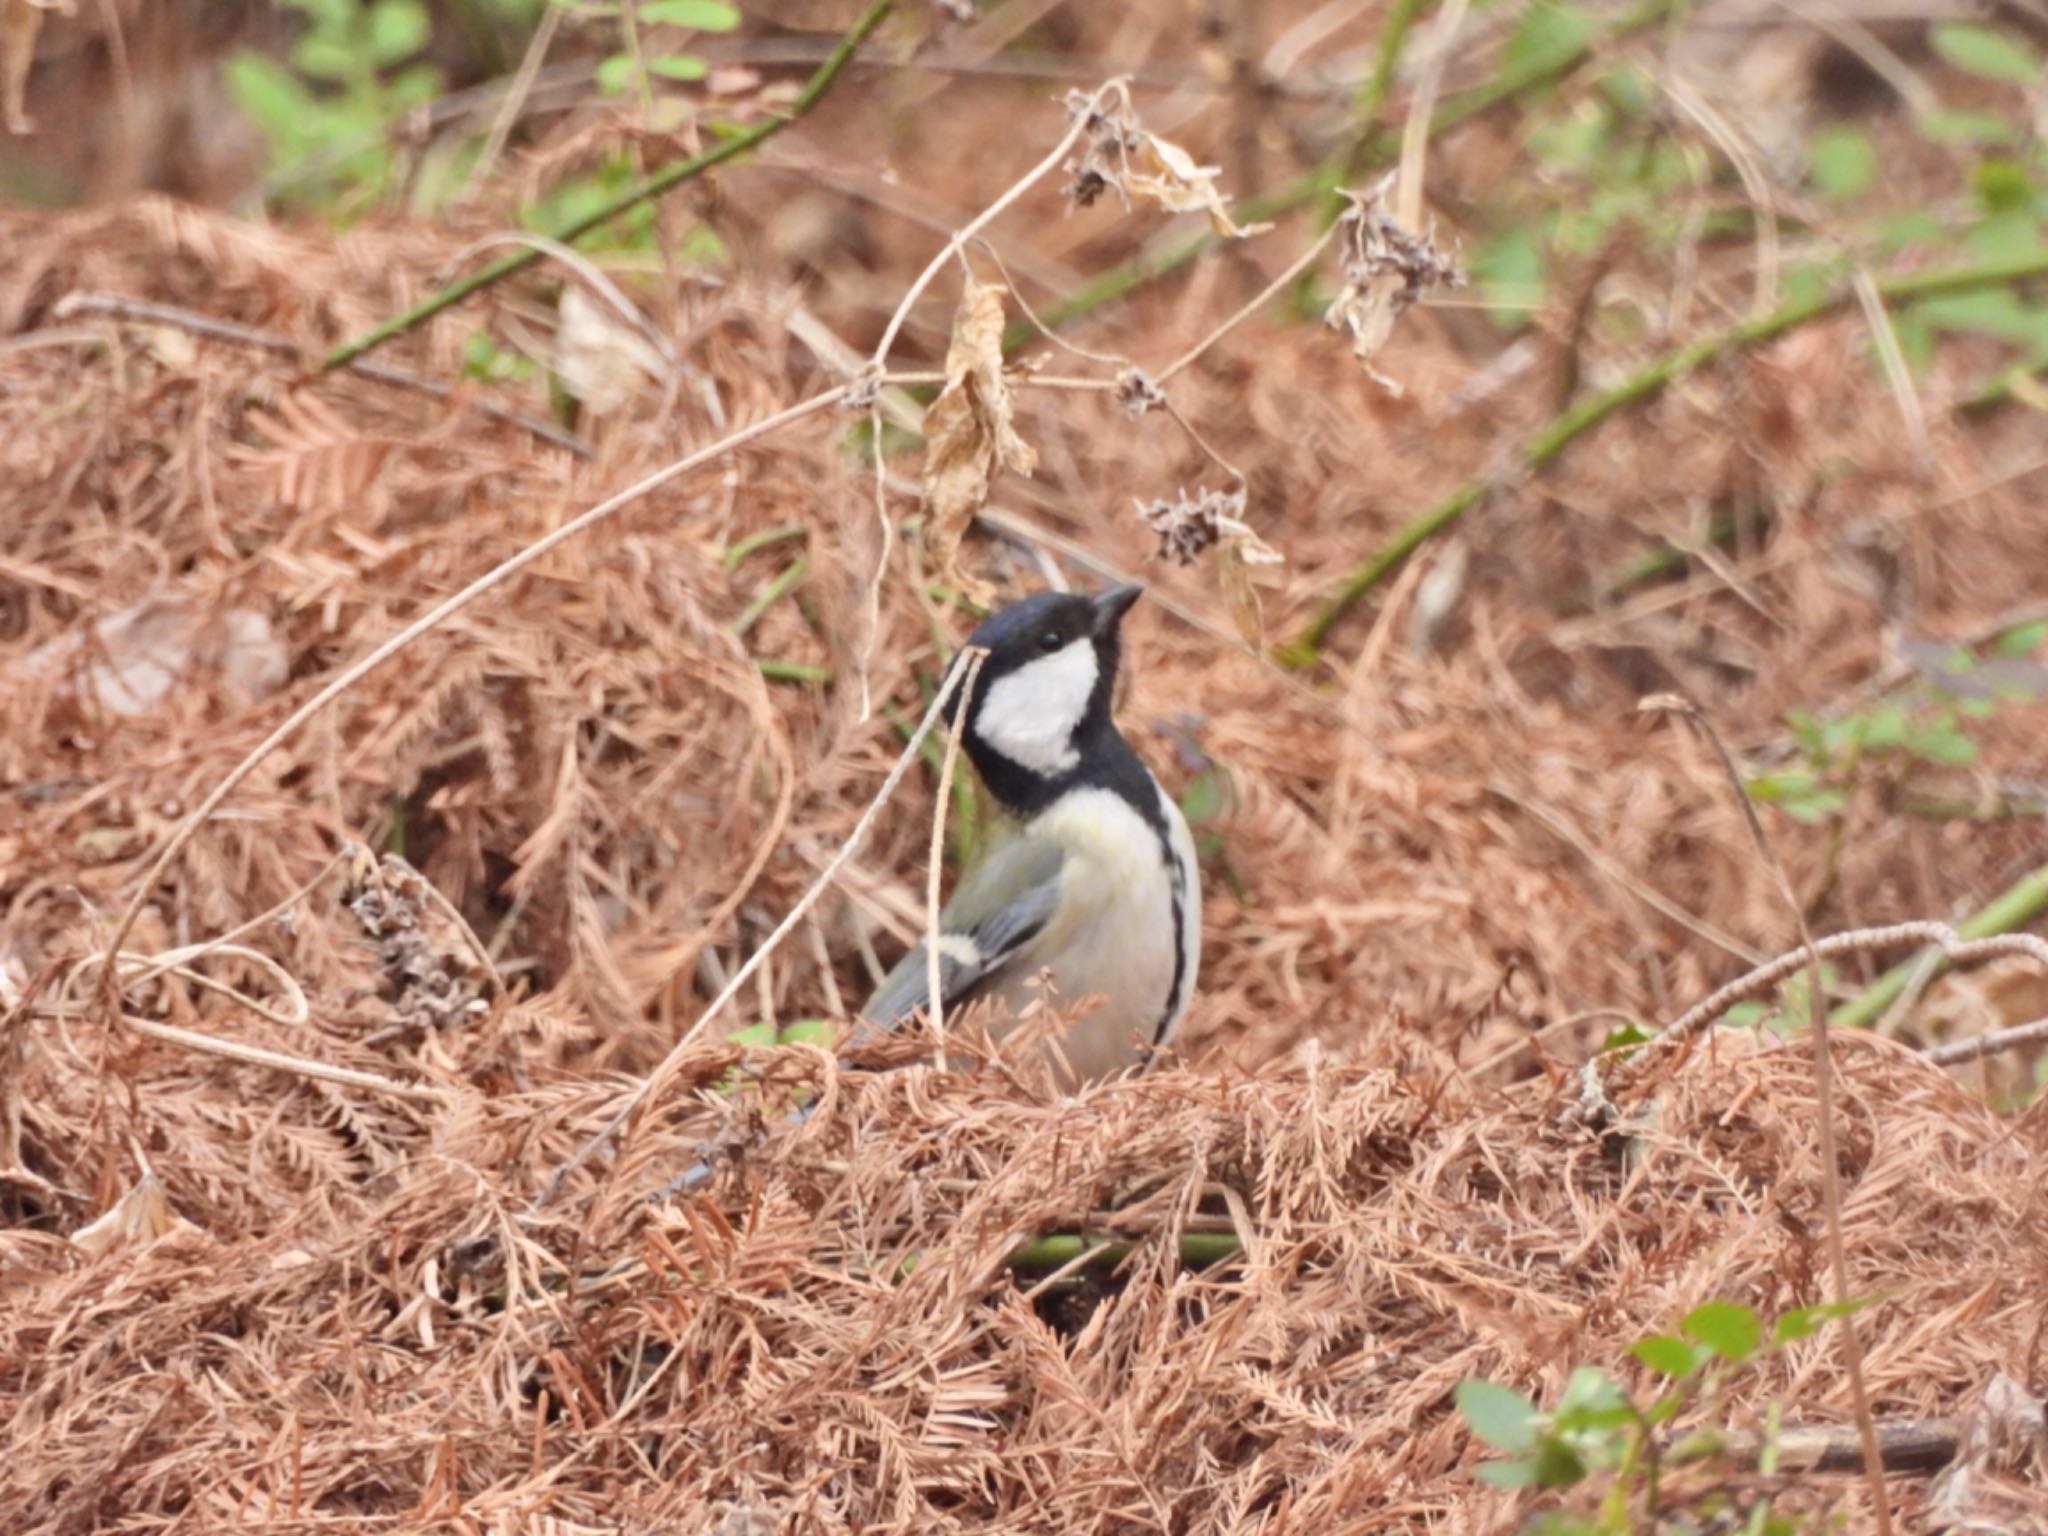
[[322, 0, 896, 372], [1636, 695, 1894, 1534], [536, 653, 984, 1209], [1644, 925, 2048, 1063], [924, 650, 986, 1070], [867, 80, 1115, 372], [1155, 218, 1345, 387], [49, 292, 590, 457]]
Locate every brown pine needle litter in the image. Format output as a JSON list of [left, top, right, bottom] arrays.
[[5, 57, 2048, 1531]]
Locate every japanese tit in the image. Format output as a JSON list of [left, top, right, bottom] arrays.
[[856, 581, 1201, 1083], [662, 583, 1198, 1196]]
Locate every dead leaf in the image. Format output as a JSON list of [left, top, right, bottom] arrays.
[[1136, 486, 1282, 646], [918, 274, 1036, 605], [1061, 85, 1269, 239], [554, 285, 669, 415], [70, 1175, 201, 1258], [1326, 176, 1462, 394], [1128, 132, 1273, 240]]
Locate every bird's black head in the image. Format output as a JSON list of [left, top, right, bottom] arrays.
[[945, 583, 1143, 805]]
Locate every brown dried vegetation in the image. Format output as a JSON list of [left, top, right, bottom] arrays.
[[3, 5, 2048, 1532]]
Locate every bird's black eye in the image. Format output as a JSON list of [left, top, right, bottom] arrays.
[[1038, 630, 1063, 653]]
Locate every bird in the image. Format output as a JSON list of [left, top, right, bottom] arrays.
[[661, 581, 1199, 1195], [853, 580, 1202, 1083]]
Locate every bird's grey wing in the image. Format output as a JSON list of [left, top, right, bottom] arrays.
[[857, 835, 1067, 1032]]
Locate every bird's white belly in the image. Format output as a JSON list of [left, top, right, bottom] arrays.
[[979, 785, 1196, 1084]]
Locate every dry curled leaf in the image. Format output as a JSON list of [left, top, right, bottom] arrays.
[[1062, 85, 1269, 239], [918, 274, 1036, 606], [1326, 176, 1463, 394], [70, 1175, 201, 1258], [1137, 486, 1282, 647], [554, 284, 670, 415]]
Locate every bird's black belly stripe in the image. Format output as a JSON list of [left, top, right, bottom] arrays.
[[1154, 839, 1188, 1045]]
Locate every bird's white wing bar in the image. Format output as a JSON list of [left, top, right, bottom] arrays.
[[856, 835, 1067, 1034]]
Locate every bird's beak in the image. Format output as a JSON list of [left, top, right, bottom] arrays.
[[1090, 582, 1143, 637]]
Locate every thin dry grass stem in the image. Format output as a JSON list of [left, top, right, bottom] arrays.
[[1660, 72, 1780, 319], [48, 291, 591, 456], [539, 651, 984, 1209], [95, 381, 868, 1004], [865, 81, 1119, 375], [1638, 693, 1895, 1536], [1395, 0, 1469, 232], [926, 648, 987, 1069], [1850, 266, 1932, 471], [460, 1, 562, 203], [1155, 219, 1344, 387], [108, 1014, 442, 1102]]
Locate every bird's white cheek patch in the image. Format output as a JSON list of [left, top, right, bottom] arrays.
[[974, 640, 1098, 775]]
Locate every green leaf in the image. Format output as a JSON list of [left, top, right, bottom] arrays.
[[1973, 158, 2034, 215], [1554, 1366, 1626, 1418], [1530, 1436, 1590, 1488], [1476, 1457, 1540, 1488], [369, 0, 431, 63], [1966, 211, 2046, 263], [1456, 1380, 1539, 1453], [641, 0, 741, 28], [1809, 126, 1876, 201], [1630, 1334, 1704, 1377], [597, 52, 640, 93], [1503, 3, 1596, 82], [1600, 1022, 1652, 1053], [1918, 288, 2048, 347], [1861, 705, 1909, 750], [1997, 620, 2048, 658], [1472, 226, 1545, 331], [1910, 727, 1979, 766], [1919, 110, 2019, 147], [647, 51, 710, 80], [1683, 1300, 1762, 1362], [1931, 23, 2039, 84], [1878, 210, 1945, 255], [292, 33, 362, 82], [725, 1020, 777, 1049], [224, 52, 314, 138], [778, 1019, 837, 1047]]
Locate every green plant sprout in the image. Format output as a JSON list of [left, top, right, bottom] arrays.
[[1457, 1297, 1872, 1534], [1746, 619, 2048, 828]]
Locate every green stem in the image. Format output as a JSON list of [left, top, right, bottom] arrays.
[[1287, 250, 2048, 664], [755, 658, 832, 684], [732, 556, 809, 638], [1828, 860, 2048, 1030], [322, 0, 897, 372], [723, 522, 808, 571], [1001, 1230, 1245, 1271]]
